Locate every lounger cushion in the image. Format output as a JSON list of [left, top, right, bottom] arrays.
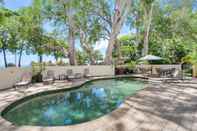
[[15, 81, 29, 86], [84, 74, 91, 77], [43, 78, 53, 81], [68, 75, 75, 79]]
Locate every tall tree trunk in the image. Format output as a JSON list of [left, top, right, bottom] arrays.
[[68, 27, 77, 65], [85, 47, 96, 65], [116, 40, 122, 65], [39, 55, 43, 63], [104, 0, 131, 65], [142, 3, 153, 56], [89, 54, 96, 65], [54, 55, 58, 62], [79, 33, 96, 65], [105, 33, 117, 65], [15, 50, 17, 66], [18, 46, 23, 67], [2, 45, 7, 68]]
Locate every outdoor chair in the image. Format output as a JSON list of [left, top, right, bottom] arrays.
[[162, 69, 184, 83], [75, 73, 83, 79], [83, 68, 91, 78], [67, 69, 75, 80], [15, 72, 32, 88], [157, 68, 176, 78], [155, 68, 164, 77], [138, 67, 152, 77], [58, 74, 67, 80], [43, 70, 55, 85]]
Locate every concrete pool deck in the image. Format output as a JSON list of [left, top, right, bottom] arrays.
[[0, 77, 197, 131]]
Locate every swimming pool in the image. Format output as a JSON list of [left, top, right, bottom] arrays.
[[2, 78, 145, 126]]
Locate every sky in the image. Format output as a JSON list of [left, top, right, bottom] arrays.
[[0, 0, 130, 67], [0, 0, 51, 67], [3, 0, 32, 10]]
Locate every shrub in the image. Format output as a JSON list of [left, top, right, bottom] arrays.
[[31, 62, 46, 83], [7, 63, 16, 67]]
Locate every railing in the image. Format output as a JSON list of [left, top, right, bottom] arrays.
[[136, 64, 182, 74]]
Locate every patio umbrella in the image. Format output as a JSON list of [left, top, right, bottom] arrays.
[[138, 55, 163, 75], [139, 55, 163, 61]]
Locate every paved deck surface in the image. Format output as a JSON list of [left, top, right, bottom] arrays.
[[0, 78, 197, 131]]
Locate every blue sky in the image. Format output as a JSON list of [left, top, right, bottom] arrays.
[[0, 0, 130, 67], [3, 0, 32, 10], [0, 0, 58, 67]]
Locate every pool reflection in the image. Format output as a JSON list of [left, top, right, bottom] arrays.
[[3, 78, 145, 126]]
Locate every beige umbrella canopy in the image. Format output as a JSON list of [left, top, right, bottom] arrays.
[[139, 55, 163, 61], [138, 55, 163, 74]]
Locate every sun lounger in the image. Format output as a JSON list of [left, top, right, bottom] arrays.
[[67, 69, 75, 80], [75, 73, 83, 79], [156, 68, 176, 78], [157, 68, 184, 82], [15, 72, 32, 88], [138, 67, 152, 77], [43, 70, 55, 85], [84, 68, 91, 78]]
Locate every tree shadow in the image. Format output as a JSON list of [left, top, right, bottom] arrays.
[[123, 83, 197, 131], [101, 82, 197, 131]]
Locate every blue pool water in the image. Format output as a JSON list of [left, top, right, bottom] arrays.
[[2, 78, 145, 126]]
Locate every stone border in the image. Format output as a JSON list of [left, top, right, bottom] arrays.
[[0, 75, 149, 131]]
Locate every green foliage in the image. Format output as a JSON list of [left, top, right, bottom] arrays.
[[0, 1, 70, 67], [56, 60, 67, 66], [125, 0, 197, 65], [7, 63, 16, 67], [126, 61, 137, 70], [1, 0, 197, 66], [182, 47, 197, 64], [76, 50, 89, 65], [115, 34, 139, 63]]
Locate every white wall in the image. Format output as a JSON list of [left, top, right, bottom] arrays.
[[0, 65, 182, 90], [0, 66, 115, 90], [44, 65, 115, 78], [0, 67, 32, 90]]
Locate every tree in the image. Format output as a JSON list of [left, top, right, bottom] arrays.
[[125, 0, 196, 64], [42, 34, 68, 61], [43, 0, 105, 65], [43, 0, 79, 65], [11, 7, 33, 67], [148, 0, 197, 63], [0, 29, 9, 67], [76, 50, 89, 65], [104, 0, 132, 64], [117, 34, 138, 61], [0, 7, 18, 67], [141, 0, 154, 56], [76, 49, 103, 65], [28, 0, 46, 63], [74, 0, 104, 64], [55, 0, 80, 65]]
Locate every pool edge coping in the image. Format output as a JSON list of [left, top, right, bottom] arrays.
[[0, 75, 149, 129]]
